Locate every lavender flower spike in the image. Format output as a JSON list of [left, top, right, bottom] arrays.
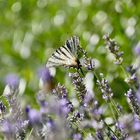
[[103, 34, 123, 65], [5, 74, 19, 89]]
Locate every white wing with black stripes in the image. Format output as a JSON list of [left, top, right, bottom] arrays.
[[46, 36, 80, 68]]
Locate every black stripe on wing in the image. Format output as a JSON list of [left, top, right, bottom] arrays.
[[52, 53, 65, 61], [58, 46, 72, 59], [66, 40, 72, 52], [72, 36, 79, 51], [63, 45, 73, 56], [65, 36, 80, 56]]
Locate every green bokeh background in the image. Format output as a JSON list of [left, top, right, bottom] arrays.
[[0, 0, 139, 107]]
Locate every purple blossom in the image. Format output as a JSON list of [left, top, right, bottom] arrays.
[[47, 118, 55, 130], [26, 107, 41, 124], [111, 136, 116, 140], [1, 121, 15, 134], [59, 98, 71, 115], [73, 133, 82, 140], [134, 42, 140, 55], [96, 131, 104, 140], [97, 73, 113, 101], [5, 74, 19, 88], [92, 107, 103, 116], [103, 34, 123, 64], [125, 89, 140, 116], [83, 92, 93, 107], [136, 87, 140, 103], [116, 122, 125, 130], [133, 117, 140, 132], [52, 83, 68, 99], [69, 72, 87, 103], [38, 67, 52, 83]]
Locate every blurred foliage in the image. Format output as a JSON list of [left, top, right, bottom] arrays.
[[0, 0, 140, 106]]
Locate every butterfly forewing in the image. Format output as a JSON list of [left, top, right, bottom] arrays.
[[66, 36, 79, 57], [46, 36, 80, 68]]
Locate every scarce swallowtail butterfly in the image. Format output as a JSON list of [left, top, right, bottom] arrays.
[[46, 36, 84, 75]]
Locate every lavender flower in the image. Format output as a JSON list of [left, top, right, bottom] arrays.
[[0, 87, 28, 140], [38, 67, 54, 93], [125, 89, 140, 117], [52, 83, 74, 113], [52, 83, 68, 99], [5, 74, 19, 89], [97, 73, 113, 101], [83, 92, 94, 107], [82, 58, 95, 71], [96, 130, 104, 140], [69, 72, 87, 103], [116, 114, 140, 138], [58, 98, 73, 116], [134, 42, 140, 56], [36, 90, 48, 107], [136, 87, 140, 104], [0, 120, 15, 138], [73, 133, 83, 140], [125, 65, 139, 88], [38, 67, 52, 83], [133, 116, 140, 132], [26, 107, 41, 125], [40, 119, 55, 139], [103, 34, 123, 65]]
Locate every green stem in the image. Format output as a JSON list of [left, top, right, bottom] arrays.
[[110, 99, 121, 116], [120, 65, 129, 78], [0, 95, 3, 99], [26, 128, 33, 140], [73, 121, 87, 136], [101, 115, 119, 139], [108, 101, 117, 122], [93, 71, 100, 81]]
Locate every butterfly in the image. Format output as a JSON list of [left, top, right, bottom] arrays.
[[46, 36, 84, 75]]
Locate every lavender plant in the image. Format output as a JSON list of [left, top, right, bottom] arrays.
[[0, 35, 140, 140], [0, 74, 28, 140]]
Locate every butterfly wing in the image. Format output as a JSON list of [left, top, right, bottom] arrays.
[[65, 36, 79, 57], [46, 36, 80, 68]]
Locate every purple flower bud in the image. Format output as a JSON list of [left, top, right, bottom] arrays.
[[134, 42, 140, 55], [1, 121, 15, 134], [25, 106, 30, 113], [5, 74, 19, 88], [133, 118, 140, 132], [116, 122, 124, 130], [136, 87, 140, 103], [59, 98, 71, 116], [26, 108, 41, 124], [38, 67, 52, 83], [47, 118, 55, 130], [83, 93, 93, 106], [96, 131, 103, 140], [111, 136, 116, 140], [73, 133, 82, 140]]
